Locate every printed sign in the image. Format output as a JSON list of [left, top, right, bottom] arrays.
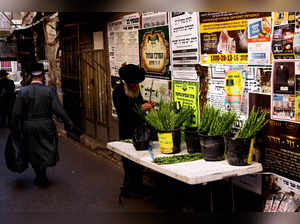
[[139, 26, 170, 79], [200, 12, 271, 64], [172, 80, 200, 127]]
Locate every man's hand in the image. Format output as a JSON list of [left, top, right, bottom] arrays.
[[141, 101, 156, 111]]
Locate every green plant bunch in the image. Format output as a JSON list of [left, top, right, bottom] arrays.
[[153, 153, 203, 165], [198, 104, 238, 136], [145, 100, 194, 131], [236, 107, 269, 139], [198, 104, 218, 134], [208, 109, 238, 136]]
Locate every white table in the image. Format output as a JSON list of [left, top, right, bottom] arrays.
[[107, 141, 263, 212], [107, 141, 263, 185]]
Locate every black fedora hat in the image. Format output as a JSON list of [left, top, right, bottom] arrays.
[[119, 64, 145, 83], [30, 63, 44, 76], [0, 70, 8, 78]]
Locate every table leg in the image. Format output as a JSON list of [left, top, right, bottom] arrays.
[[209, 183, 214, 213], [230, 178, 236, 213]]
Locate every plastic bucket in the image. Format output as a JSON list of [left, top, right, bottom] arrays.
[[184, 127, 201, 154], [158, 129, 181, 154], [199, 133, 225, 161], [133, 140, 149, 151], [224, 136, 254, 166]]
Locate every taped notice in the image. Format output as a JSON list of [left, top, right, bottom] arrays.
[[158, 132, 173, 154]]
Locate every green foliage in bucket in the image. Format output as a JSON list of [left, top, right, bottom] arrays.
[[145, 100, 194, 131], [198, 104, 238, 136], [236, 107, 269, 139], [208, 109, 238, 136]]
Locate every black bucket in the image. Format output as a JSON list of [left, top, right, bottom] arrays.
[[133, 140, 150, 151], [184, 127, 201, 154], [224, 136, 251, 166], [158, 129, 181, 154], [199, 134, 225, 161]]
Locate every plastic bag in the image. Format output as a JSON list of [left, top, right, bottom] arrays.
[[5, 133, 28, 173], [132, 123, 151, 151]]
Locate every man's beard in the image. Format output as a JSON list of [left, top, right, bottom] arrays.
[[124, 82, 139, 98]]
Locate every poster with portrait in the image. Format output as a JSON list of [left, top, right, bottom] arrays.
[[271, 60, 300, 122], [200, 12, 271, 64], [139, 25, 171, 79]]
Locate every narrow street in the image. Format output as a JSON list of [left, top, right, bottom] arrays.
[[0, 128, 164, 213]]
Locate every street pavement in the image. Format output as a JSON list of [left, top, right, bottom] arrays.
[[0, 127, 262, 217]]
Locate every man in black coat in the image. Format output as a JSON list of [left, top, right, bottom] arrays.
[[113, 64, 154, 198], [11, 63, 73, 186], [0, 70, 15, 128]]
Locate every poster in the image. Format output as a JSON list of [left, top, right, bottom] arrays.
[[140, 78, 171, 103], [108, 18, 140, 77], [271, 60, 300, 123], [294, 12, 300, 59], [122, 13, 140, 30], [108, 19, 123, 77], [248, 15, 272, 64], [272, 12, 296, 60], [139, 25, 171, 79], [224, 65, 247, 114], [172, 80, 200, 127], [141, 12, 168, 29], [200, 12, 271, 64], [170, 12, 200, 81]]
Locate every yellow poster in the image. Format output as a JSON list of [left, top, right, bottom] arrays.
[[172, 80, 199, 127], [224, 68, 245, 112], [200, 12, 272, 64]]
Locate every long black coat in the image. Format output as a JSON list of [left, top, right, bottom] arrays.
[[11, 83, 73, 167], [0, 78, 15, 127], [112, 83, 144, 140]]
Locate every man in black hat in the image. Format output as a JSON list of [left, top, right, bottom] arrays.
[[113, 64, 154, 198], [0, 70, 15, 128], [11, 63, 73, 186]]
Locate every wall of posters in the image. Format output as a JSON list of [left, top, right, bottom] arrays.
[[172, 80, 200, 127], [140, 78, 171, 103], [170, 12, 200, 81], [272, 12, 296, 59], [200, 12, 271, 64], [271, 60, 300, 122], [141, 12, 168, 29], [139, 25, 171, 79]]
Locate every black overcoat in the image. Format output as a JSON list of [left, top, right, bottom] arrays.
[[112, 83, 144, 140], [11, 83, 73, 167]]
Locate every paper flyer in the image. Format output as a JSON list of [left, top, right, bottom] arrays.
[[272, 12, 296, 60], [170, 12, 200, 81], [141, 12, 168, 29], [200, 12, 271, 64], [140, 78, 171, 103], [271, 60, 300, 123], [172, 80, 200, 127]]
